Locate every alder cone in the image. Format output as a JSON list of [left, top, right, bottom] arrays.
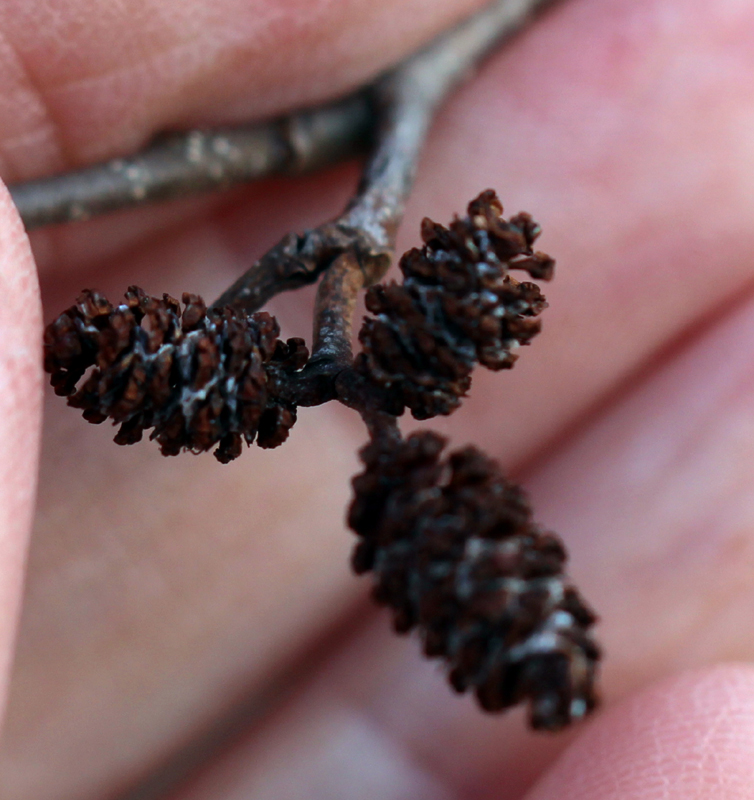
[[349, 431, 599, 730], [43, 286, 307, 462], [357, 190, 554, 419]]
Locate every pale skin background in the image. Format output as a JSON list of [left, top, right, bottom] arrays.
[[1, 0, 754, 798]]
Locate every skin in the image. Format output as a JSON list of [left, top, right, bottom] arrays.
[[1, 0, 754, 798]]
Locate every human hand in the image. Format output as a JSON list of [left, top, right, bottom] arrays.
[[1, 1, 754, 798]]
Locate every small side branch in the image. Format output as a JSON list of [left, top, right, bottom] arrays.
[[311, 252, 365, 367], [271, 251, 368, 408]]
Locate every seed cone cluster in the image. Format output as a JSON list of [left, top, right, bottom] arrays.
[[43, 189, 602, 730], [349, 431, 599, 730], [43, 287, 307, 462], [357, 190, 554, 419]]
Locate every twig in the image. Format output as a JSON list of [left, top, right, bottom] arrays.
[[339, 0, 557, 262], [311, 252, 365, 368], [11, 0, 553, 234], [210, 220, 373, 315], [305, 0, 556, 375], [210, 0, 559, 425], [214, 0, 556, 325], [10, 93, 373, 230]]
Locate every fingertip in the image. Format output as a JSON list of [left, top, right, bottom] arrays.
[[524, 664, 754, 800], [0, 181, 42, 722]]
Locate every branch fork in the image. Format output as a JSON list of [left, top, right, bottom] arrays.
[[39, 0, 600, 732]]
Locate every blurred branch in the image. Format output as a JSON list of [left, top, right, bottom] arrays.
[[9, 0, 556, 234], [10, 94, 373, 230]]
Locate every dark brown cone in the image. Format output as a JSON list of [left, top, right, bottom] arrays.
[[43, 286, 307, 462], [356, 190, 553, 420], [349, 431, 600, 731]]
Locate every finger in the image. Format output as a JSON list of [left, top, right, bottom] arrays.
[[158, 280, 754, 800], [0, 183, 42, 719], [174, 635, 458, 800], [7, 0, 754, 797], [525, 665, 754, 800], [165, 667, 754, 800], [0, 0, 483, 178]]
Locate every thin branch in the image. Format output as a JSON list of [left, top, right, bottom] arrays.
[[311, 252, 365, 367], [10, 93, 373, 230], [305, 0, 556, 368], [210, 220, 375, 315], [10, 0, 554, 252], [214, 0, 556, 323]]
